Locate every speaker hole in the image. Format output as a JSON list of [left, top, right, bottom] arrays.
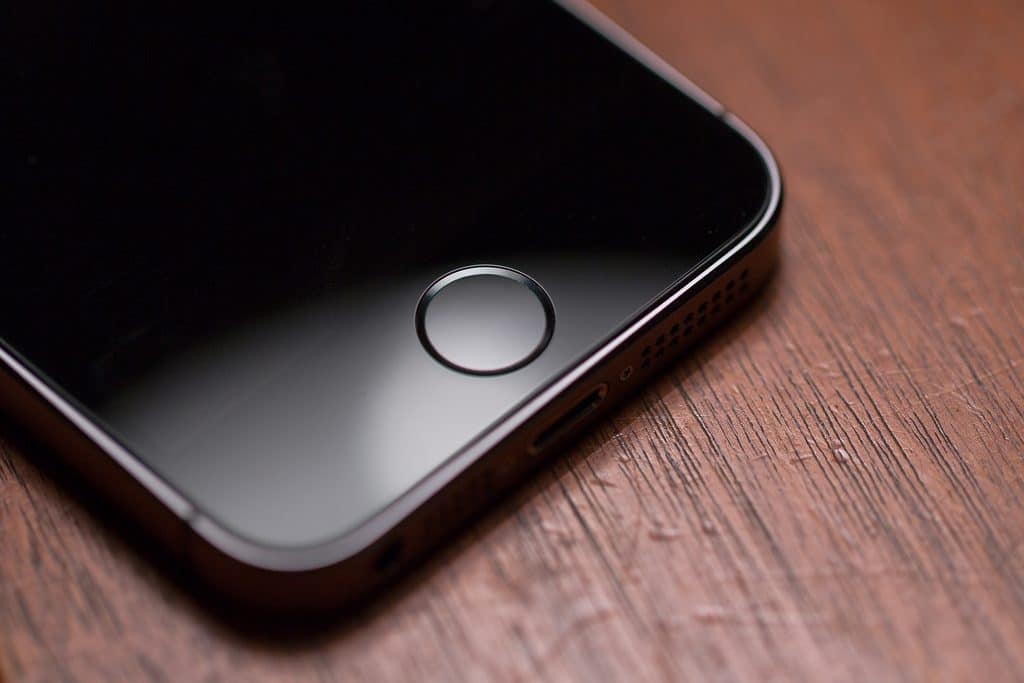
[[374, 539, 404, 575]]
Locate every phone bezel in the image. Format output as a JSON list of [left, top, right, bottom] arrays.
[[0, 0, 782, 601]]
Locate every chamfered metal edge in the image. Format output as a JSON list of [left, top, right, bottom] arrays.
[[187, 2, 784, 571], [0, 0, 783, 573], [0, 341, 195, 521]]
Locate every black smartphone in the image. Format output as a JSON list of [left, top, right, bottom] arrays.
[[2, 0, 781, 610]]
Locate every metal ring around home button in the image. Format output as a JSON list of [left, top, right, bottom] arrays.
[[415, 265, 555, 376]]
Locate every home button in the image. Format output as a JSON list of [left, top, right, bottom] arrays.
[[416, 265, 555, 376]]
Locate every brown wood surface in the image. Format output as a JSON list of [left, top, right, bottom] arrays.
[[4, 0, 1024, 680]]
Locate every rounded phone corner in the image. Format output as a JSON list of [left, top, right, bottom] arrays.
[[723, 111, 784, 251], [183, 511, 400, 612]]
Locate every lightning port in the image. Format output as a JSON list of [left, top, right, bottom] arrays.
[[531, 384, 608, 454]]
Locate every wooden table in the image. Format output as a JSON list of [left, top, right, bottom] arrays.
[[4, 0, 1024, 680]]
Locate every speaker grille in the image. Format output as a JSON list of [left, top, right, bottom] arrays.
[[621, 268, 754, 380]]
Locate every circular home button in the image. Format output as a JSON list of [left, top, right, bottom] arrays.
[[416, 265, 555, 376]]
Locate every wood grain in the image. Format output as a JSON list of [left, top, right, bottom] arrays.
[[3, 0, 1024, 680]]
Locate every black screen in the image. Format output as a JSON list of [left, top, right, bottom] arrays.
[[3, 1, 771, 548]]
